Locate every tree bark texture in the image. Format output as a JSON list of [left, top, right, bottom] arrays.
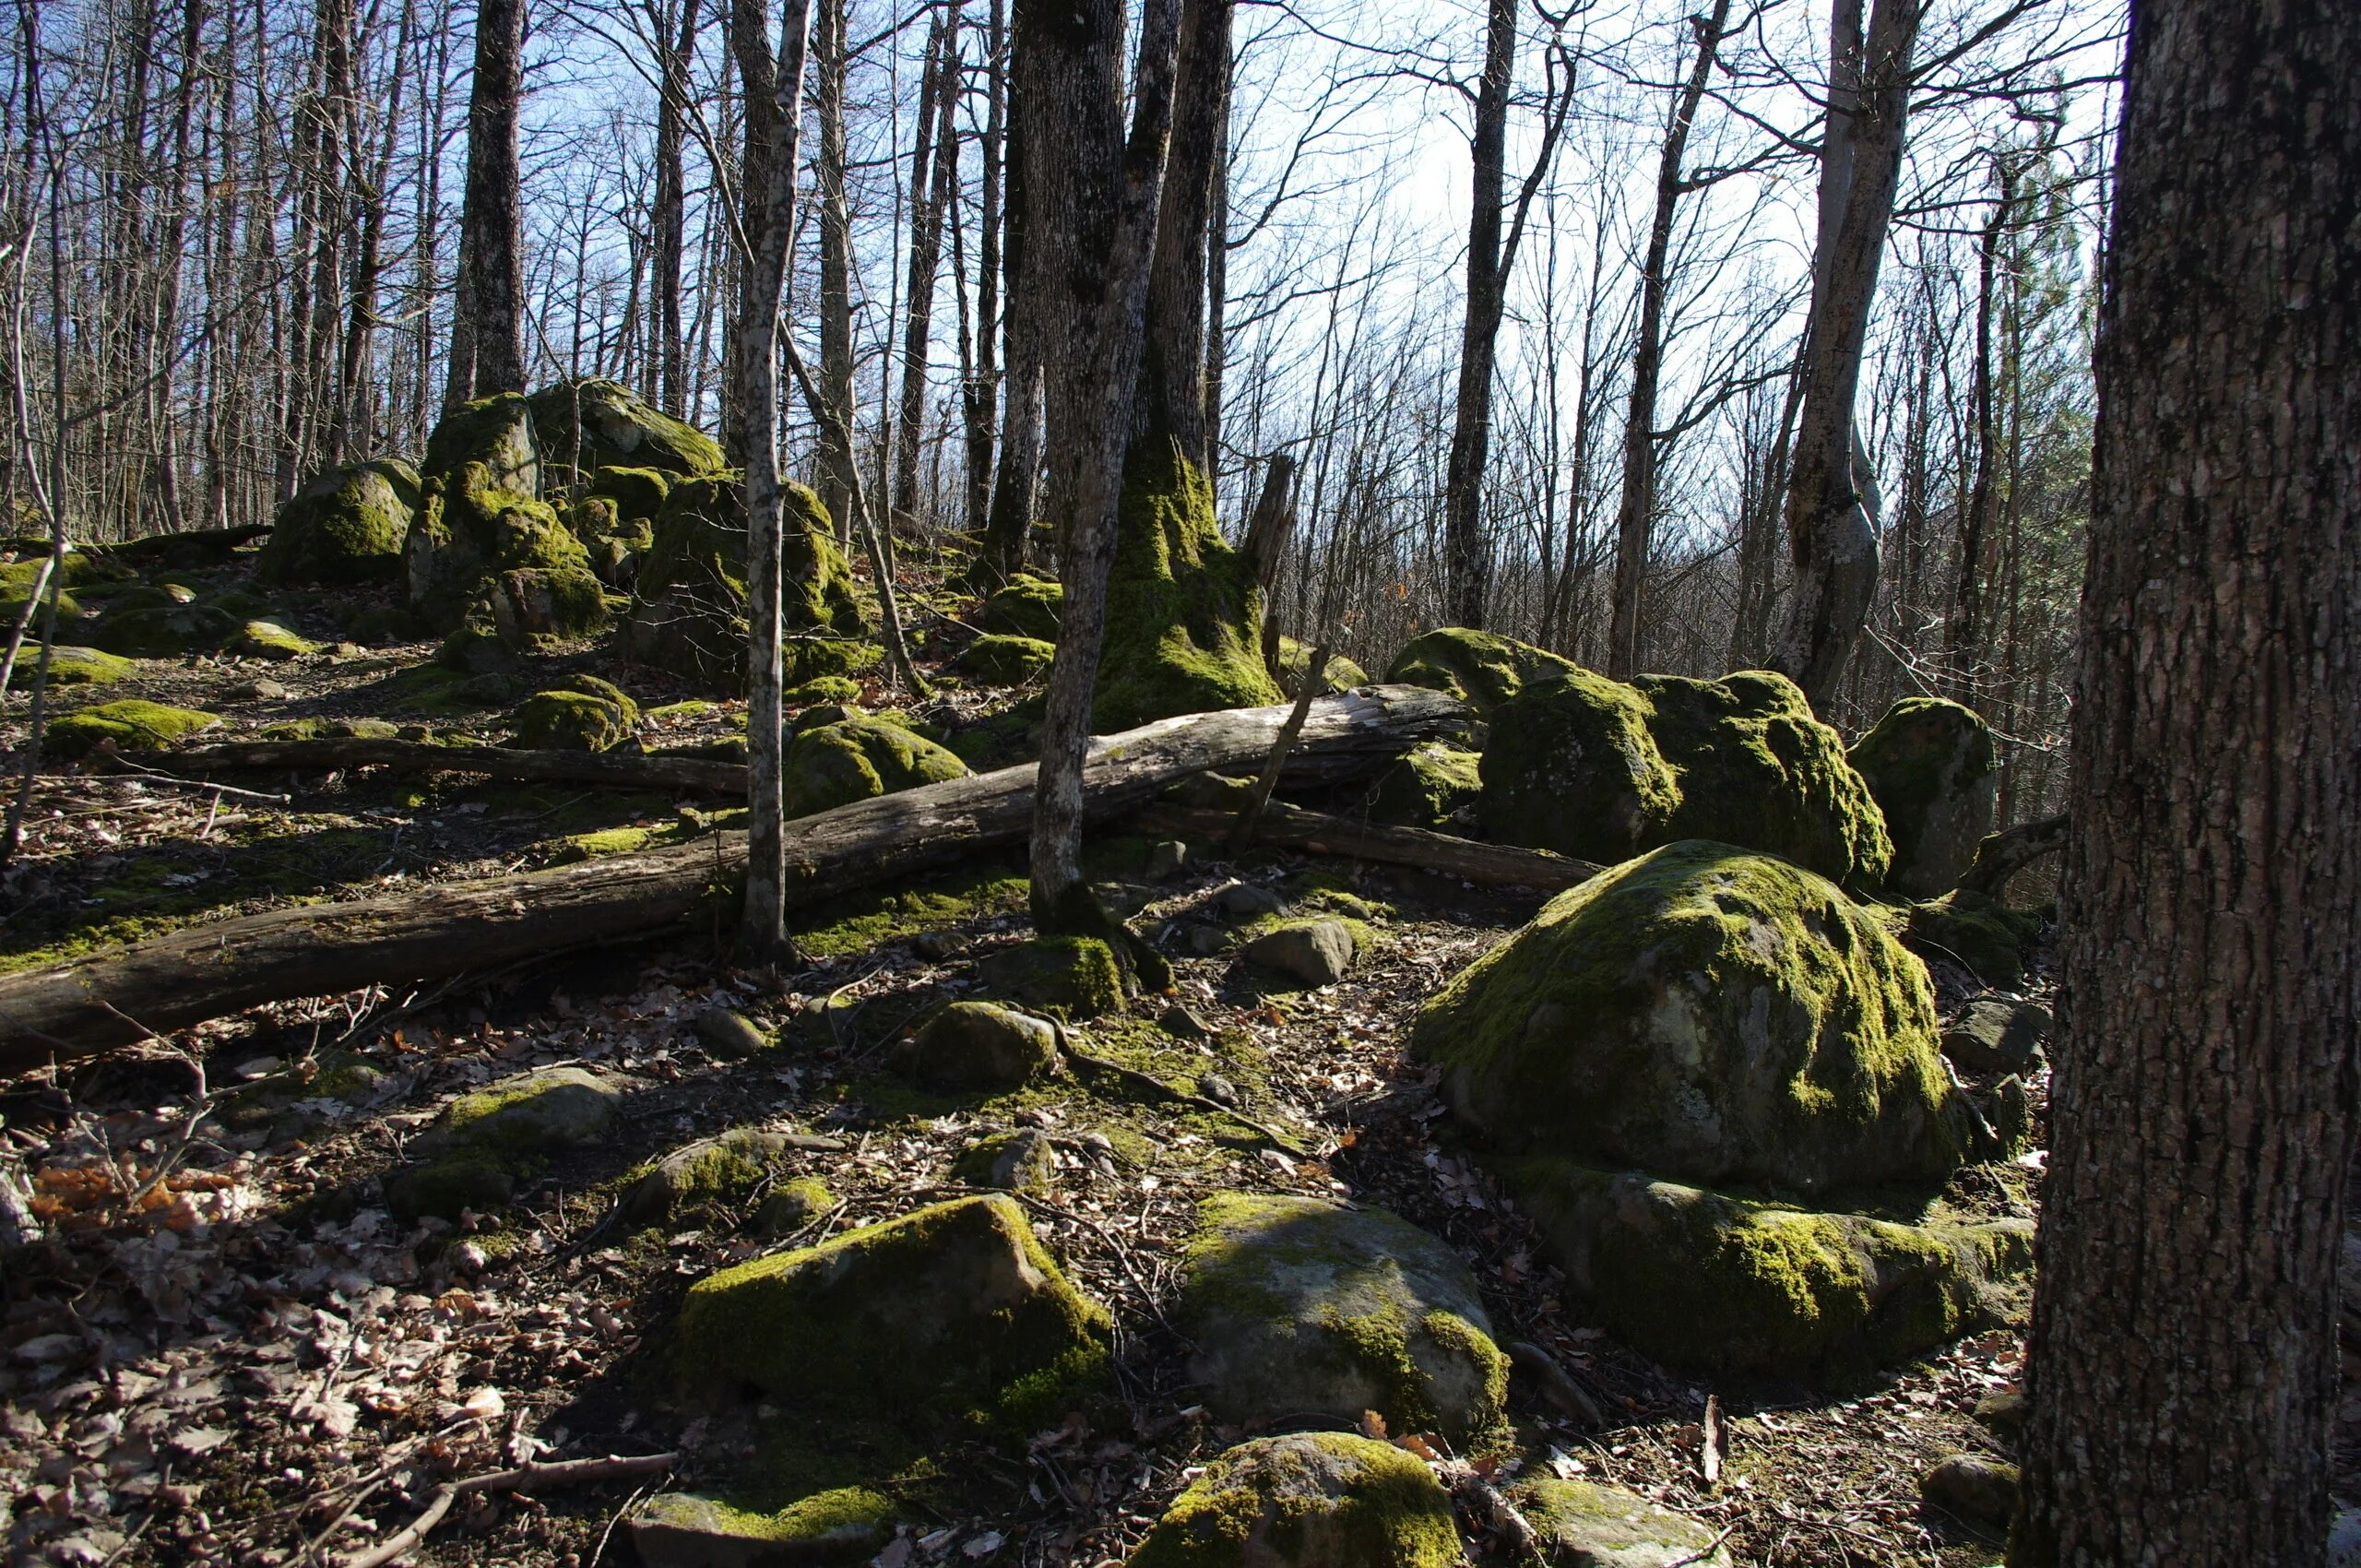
[[1133, 800, 1596, 893], [442, 0, 526, 410], [891, 10, 955, 534], [649, 0, 702, 416], [1440, 0, 1514, 628], [1768, 0, 1916, 709], [1136, 0, 1230, 469], [2011, 3, 2361, 1563], [0, 688, 1465, 1064], [814, 0, 857, 543]]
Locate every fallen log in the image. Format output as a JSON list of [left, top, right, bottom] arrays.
[[1957, 811, 2068, 897], [149, 737, 748, 794], [0, 686, 1465, 1065], [1133, 799, 1600, 892]]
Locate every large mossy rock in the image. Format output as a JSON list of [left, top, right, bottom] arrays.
[[1360, 742, 1483, 833], [87, 587, 244, 658], [390, 1065, 627, 1220], [1513, 1479, 1735, 1566], [906, 1002, 1060, 1092], [259, 459, 419, 586], [1384, 627, 1576, 717], [3, 548, 137, 627], [1176, 1194, 1507, 1443], [629, 1490, 896, 1567], [623, 474, 870, 690], [1413, 841, 1968, 1198], [1482, 667, 1892, 887], [528, 378, 724, 478], [8, 645, 133, 690], [44, 699, 219, 757], [1129, 1431, 1460, 1568], [957, 632, 1055, 685], [978, 936, 1125, 1019], [1272, 636, 1370, 699], [1500, 1161, 2033, 1380], [981, 571, 1062, 641], [1093, 438, 1283, 730], [1850, 696, 1999, 897], [506, 674, 640, 752], [670, 1194, 1109, 1426], [783, 712, 969, 817]]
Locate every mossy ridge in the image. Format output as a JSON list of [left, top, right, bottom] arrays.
[[1412, 840, 1965, 1199], [1092, 437, 1282, 731], [44, 698, 220, 757], [1129, 1431, 1462, 1568], [1383, 626, 1577, 716], [978, 935, 1127, 1018], [3, 548, 139, 624], [632, 1488, 896, 1561]]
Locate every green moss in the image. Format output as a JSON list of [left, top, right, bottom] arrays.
[[1883, 889, 2040, 984], [259, 459, 418, 586], [530, 378, 725, 476], [256, 718, 401, 741], [1271, 636, 1370, 698], [790, 861, 1030, 957], [1383, 627, 1576, 716], [620, 1128, 786, 1227], [235, 619, 320, 660], [508, 677, 640, 752], [782, 714, 969, 817], [1093, 438, 1283, 730], [4, 548, 140, 624], [6, 645, 132, 690], [957, 632, 1055, 685], [386, 1153, 515, 1221], [45, 699, 219, 757], [1514, 1479, 1731, 1565], [545, 825, 660, 861], [1129, 1432, 1461, 1568], [979, 936, 1125, 1019], [784, 675, 862, 707], [1362, 742, 1483, 833], [980, 572, 1062, 641], [585, 463, 672, 522], [635, 1488, 896, 1557], [1413, 840, 1966, 1198]]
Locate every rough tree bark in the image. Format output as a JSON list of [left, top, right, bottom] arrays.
[[813, 0, 856, 542], [1136, 0, 1231, 469], [1605, 0, 1730, 681], [648, 0, 702, 415], [1439, 0, 1515, 627], [978, 7, 1043, 585], [891, 9, 955, 534], [2010, 3, 2361, 1563], [1767, 0, 1917, 709], [1949, 154, 2013, 705], [441, 0, 527, 410], [963, 0, 1006, 539]]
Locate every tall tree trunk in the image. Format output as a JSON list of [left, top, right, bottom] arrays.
[[649, 0, 701, 415], [1135, 0, 1229, 466], [731, 0, 816, 965], [1949, 157, 2011, 706], [444, 0, 527, 410], [963, 0, 1006, 539], [2010, 3, 2361, 1564], [1201, 42, 1229, 480], [1439, 0, 1514, 627], [890, 10, 955, 533], [977, 0, 1049, 583], [1605, 0, 1728, 681], [1767, 0, 1917, 708], [1025, 0, 1184, 939], [813, 0, 856, 540]]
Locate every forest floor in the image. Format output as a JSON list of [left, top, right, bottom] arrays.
[[0, 557, 2294, 1568]]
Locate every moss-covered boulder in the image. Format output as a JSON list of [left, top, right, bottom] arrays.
[[1129, 1431, 1460, 1568], [258, 459, 418, 586], [1093, 438, 1283, 730], [507, 675, 640, 752], [623, 474, 870, 690], [782, 713, 969, 817], [753, 1175, 836, 1235], [3, 548, 137, 627], [587, 463, 673, 521], [1513, 1479, 1736, 1567], [617, 1127, 792, 1229], [390, 1065, 626, 1220], [1501, 1160, 2032, 1380], [1413, 842, 1969, 1198], [1272, 636, 1370, 699], [1483, 667, 1892, 887], [957, 632, 1056, 685], [1242, 919, 1357, 988], [671, 1194, 1109, 1427], [234, 619, 320, 661], [978, 936, 1125, 1019], [1360, 743, 1483, 834], [44, 699, 219, 757], [906, 1001, 1059, 1092], [529, 378, 724, 477], [1850, 696, 1999, 897], [629, 1490, 895, 1566], [1885, 889, 2040, 985], [1384, 627, 1577, 717], [952, 1127, 1059, 1193], [88, 592, 243, 658], [6, 645, 131, 690], [1177, 1194, 1507, 1443], [980, 571, 1062, 641]]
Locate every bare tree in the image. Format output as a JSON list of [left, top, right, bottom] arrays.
[[444, 0, 528, 409]]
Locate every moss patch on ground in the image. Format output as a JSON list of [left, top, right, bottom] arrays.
[[44, 698, 221, 758]]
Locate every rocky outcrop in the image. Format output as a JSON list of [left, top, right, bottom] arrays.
[[1850, 695, 1999, 897], [1359, 742, 1483, 834], [528, 378, 725, 479], [1383, 627, 1576, 717]]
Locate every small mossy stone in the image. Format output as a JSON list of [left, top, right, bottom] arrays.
[[783, 675, 862, 707], [670, 1194, 1110, 1428], [1177, 1193, 1508, 1443], [957, 632, 1056, 685], [411, 1065, 624, 1159], [1384, 626, 1577, 716], [753, 1175, 836, 1236], [1502, 1159, 2034, 1380], [629, 1488, 896, 1568], [979, 937, 1125, 1019], [1129, 1431, 1461, 1568], [1514, 1478, 1734, 1567], [7, 646, 132, 690], [782, 714, 969, 817], [1921, 1455, 2019, 1529], [386, 1153, 515, 1222], [907, 1001, 1059, 1092], [219, 1049, 398, 1143], [619, 1128, 790, 1229], [1361, 742, 1483, 833], [1851, 696, 1999, 897], [235, 619, 321, 661], [1973, 1386, 2027, 1442], [1889, 889, 2040, 985], [1242, 919, 1356, 988], [694, 1005, 770, 1058], [88, 599, 242, 658], [1093, 439, 1283, 730], [981, 572, 1062, 641], [1414, 841, 1970, 1198], [1272, 636, 1370, 698], [45, 699, 219, 757], [259, 459, 418, 586], [1940, 998, 2049, 1075], [507, 679, 640, 752], [952, 1127, 1059, 1194]]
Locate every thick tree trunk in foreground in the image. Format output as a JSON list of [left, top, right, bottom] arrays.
[[442, 0, 527, 410], [2011, 3, 2361, 1563], [0, 689, 1464, 1064], [1440, 0, 1514, 628], [1768, 0, 1917, 708]]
